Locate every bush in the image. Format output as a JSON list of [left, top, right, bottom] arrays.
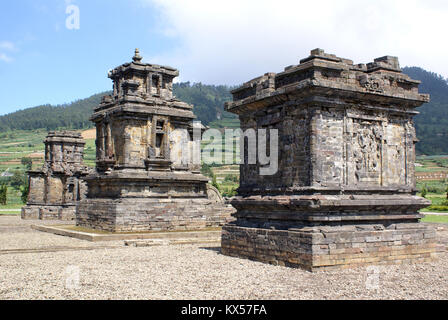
[[224, 174, 238, 183], [421, 185, 428, 198], [427, 185, 446, 194], [427, 205, 448, 212], [221, 186, 238, 197], [20, 183, 29, 204], [417, 180, 447, 194], [211, 174, 220, 192]]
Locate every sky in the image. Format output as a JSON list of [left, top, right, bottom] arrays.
[[0, 0, 447, 115]]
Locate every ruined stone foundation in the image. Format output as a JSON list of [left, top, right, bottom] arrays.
[[221, 49, 437, 271], [77, 172, 234, 232], [221, 195, 436, 271], [22, 131, 90, 221]]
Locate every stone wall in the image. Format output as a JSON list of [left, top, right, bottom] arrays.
[[222, 224, 437, 271], [77, 198, 234, 233]]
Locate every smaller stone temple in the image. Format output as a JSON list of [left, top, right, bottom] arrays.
[[22, 131, 90, 220], [221, 49, 437, 271], [76, 49, 234, 232]]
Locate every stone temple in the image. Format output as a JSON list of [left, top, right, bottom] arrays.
[[76, 49, 234, 232], [221, 49, 437, 271], [22, 131, 90, 220]]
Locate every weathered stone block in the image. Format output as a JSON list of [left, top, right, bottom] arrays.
[[221, 224, 437, 271]]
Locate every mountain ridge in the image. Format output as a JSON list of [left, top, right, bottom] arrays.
[[0, 69, 446, 155]]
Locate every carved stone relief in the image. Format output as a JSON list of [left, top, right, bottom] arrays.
[[352, 119, 383, 185]]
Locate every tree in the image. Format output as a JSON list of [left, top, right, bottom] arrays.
[[10, 171, 27, 190], [21, 157, 33, 171], [0, 184, 7, 205], [201, 163, 213, 178], [20, 183, 29, 204]]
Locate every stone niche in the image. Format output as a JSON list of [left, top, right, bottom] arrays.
[[221, 49, 437, 271], [22, 131, 90, 220], [76, 49, 234, 232]]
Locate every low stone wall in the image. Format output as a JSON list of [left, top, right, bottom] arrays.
[[221, 223, 438, 271], [22, 205, 76, 221], [77, 198, 236, 232], [415, 172, 448, 181]]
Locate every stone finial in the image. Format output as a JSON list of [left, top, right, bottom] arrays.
[[132, 48, 143, 63], [310, 48, 325, 56]]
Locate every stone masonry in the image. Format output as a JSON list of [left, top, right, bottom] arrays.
[[221, 49, 437, 271], [76, 49, 234, 232], [22, 131, 90, 220]]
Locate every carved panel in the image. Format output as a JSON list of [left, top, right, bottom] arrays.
[[351, 119, 383, 185]]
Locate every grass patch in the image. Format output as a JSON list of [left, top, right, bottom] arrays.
[[0, 203, 23, 209], [425, 205, 448, 212], [0, 211, 20, 216], [421, 214, 448, 224]]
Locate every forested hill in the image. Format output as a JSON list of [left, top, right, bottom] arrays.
[[0, 71, 447, 155], [0, 82, 236, 132], [172, 82, 235, 124], [402, 67, 448, 155], [0, 92, 107, 131]]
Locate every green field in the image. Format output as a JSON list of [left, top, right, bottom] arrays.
[[1, 129, 448, 213], [415, 155, 448, 172]]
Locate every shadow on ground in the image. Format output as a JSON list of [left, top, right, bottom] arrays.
[[199, 246, 221, 253]]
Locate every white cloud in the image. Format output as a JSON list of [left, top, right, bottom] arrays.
[[0, 53, 13, 63], [141, 0, 448, 84], [0, 41, 16, 63], [0, 41, 16, 51]]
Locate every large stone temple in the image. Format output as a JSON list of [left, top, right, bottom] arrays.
[[76, 49, 234, 232], [221, 49, 437, 271], [22, 131, 90, 220]]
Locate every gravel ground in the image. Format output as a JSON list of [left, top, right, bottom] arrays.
[[0, 216, 447, 300]]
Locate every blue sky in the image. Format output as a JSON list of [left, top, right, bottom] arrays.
[[1, 0, 447, 116], [0, 0, 177, 115]]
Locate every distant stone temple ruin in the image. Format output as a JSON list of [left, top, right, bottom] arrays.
[[221, 49, 437, 271], [22, 131, 90, 220], [76, 49, 234, 232]]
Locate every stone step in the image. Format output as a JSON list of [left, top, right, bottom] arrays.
[[124, 238, 220, 247], [31, 224, 223, 242]]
